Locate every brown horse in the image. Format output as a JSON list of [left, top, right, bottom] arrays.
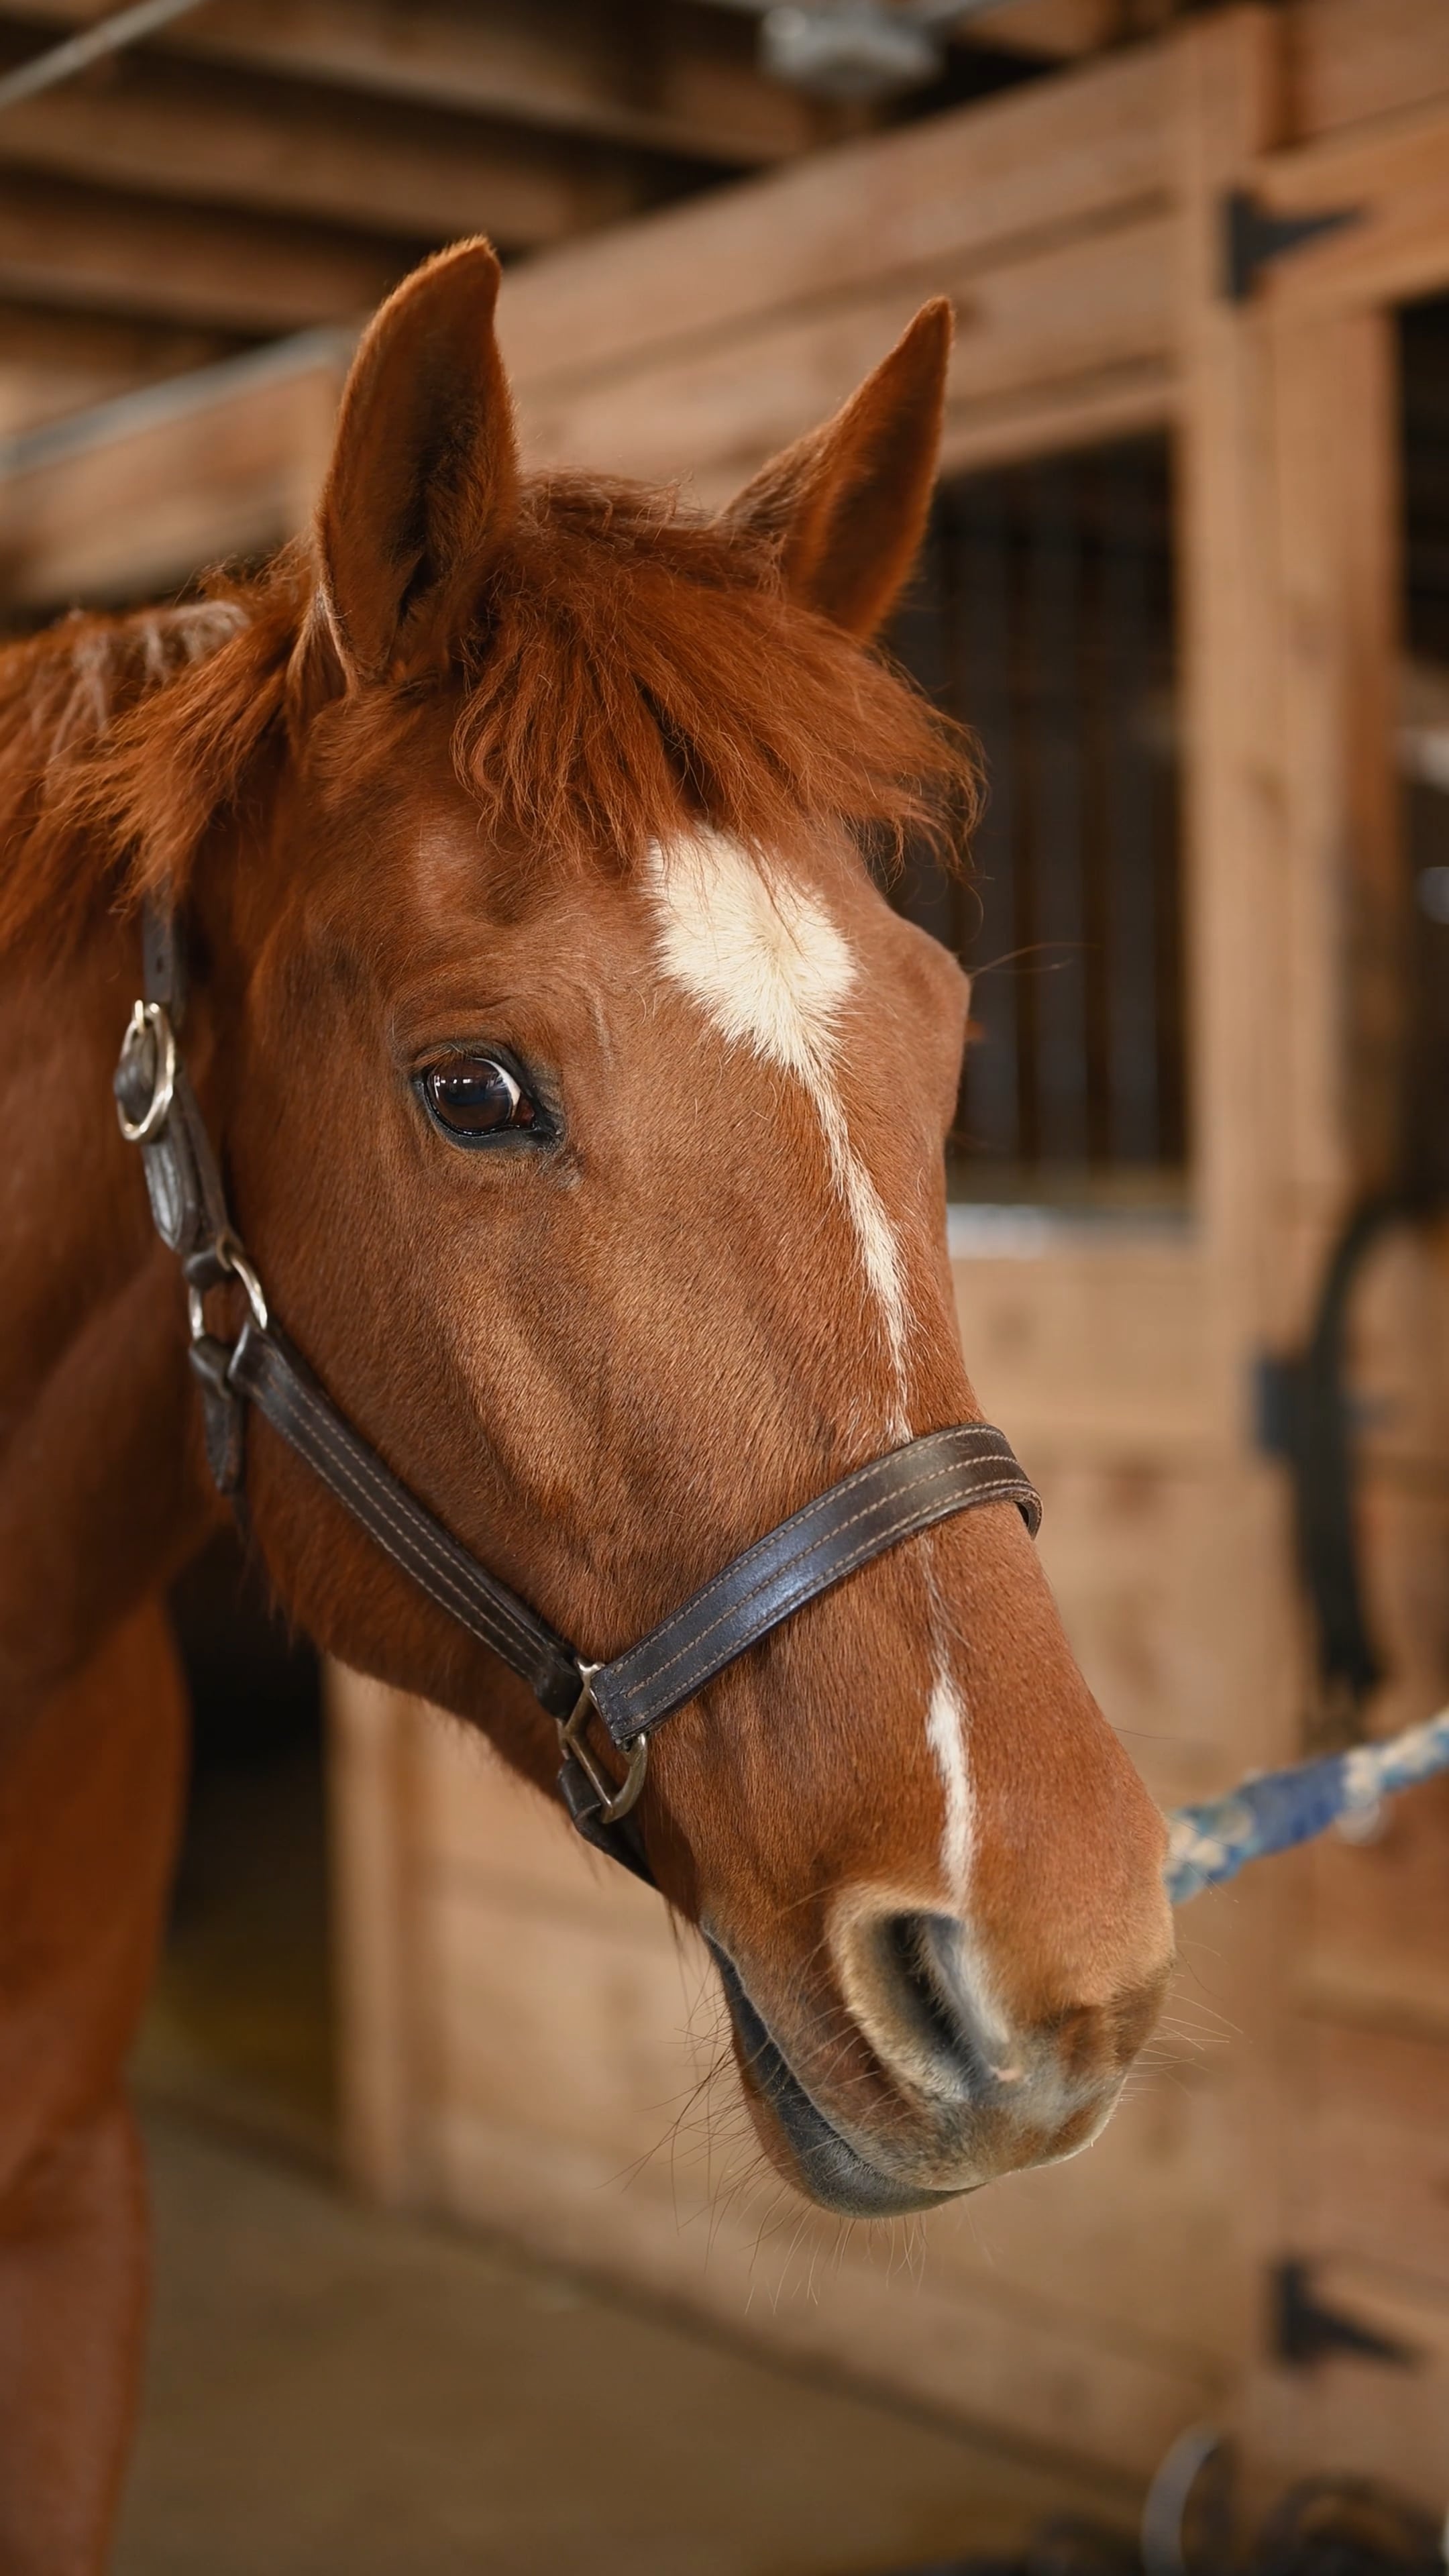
[[0, 239, 1171, 2572]]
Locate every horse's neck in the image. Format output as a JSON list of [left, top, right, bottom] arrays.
[[0, 920, 219, 1722]]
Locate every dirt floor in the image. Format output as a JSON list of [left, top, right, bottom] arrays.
[[113, 2109, 1132, 2576], [115, 1686, 1137, 2576]]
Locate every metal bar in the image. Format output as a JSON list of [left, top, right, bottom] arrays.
[[955, 476, 1022, 1167], [1101, 445, 1163, 1163], [0, 0, 213, 115], [1026, 456, 1087, 1167]]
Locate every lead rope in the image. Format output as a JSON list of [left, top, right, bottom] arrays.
[[1164, 1705, 1449, 1904]]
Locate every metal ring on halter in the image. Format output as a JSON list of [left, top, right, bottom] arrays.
[[186, 1228, 270, 1342], [559, 1663, 649, 1823], [115, 1000, 176, 1144]]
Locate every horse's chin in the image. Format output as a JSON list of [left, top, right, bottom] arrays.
[[707, 1940, 967, 2220]]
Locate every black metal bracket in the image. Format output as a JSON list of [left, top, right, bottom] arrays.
[[1251, 1198, 1405, 1732], [1222, 187, 1362, 301], [1271, 2259, 1419, 2369]]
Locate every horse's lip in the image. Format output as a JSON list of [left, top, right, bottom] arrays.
[[705, 1936, 967, 2220]]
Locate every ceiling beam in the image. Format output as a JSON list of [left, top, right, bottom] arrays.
[[0, 297, 239, 432], [0, 329, 349, 607], [954, 0, 1125, 53], [0, 0, 847, 168], [0, 167, 419, 332], [0, 19, 700, 250]]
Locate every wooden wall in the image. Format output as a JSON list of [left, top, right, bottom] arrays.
[[7, 0, 1448, 2505]]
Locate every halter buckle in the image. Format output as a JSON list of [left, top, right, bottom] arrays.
[[115, 999, 176, 1144], [186, 1228, 270, 1344], [559, 1663, 648, 1823]]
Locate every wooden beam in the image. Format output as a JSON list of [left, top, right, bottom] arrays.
[[954, 0, 1119, 56], [0, 166, 417, 331], [0, 37, 1179, 610], [499, 43, 1172, 394], [1288, 0, 1449, 142], [0, 297, 239, 433], [517, 211, 1175, 496], [0, 18, 696, 250], [0, 329, 350, 606], [0, 0, 849, 168]]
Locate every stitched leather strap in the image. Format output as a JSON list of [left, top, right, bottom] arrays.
[[588, 1424, 1039, 1746], [229, 1322, 583, 1720], [228, 1325, 1039, 1747]]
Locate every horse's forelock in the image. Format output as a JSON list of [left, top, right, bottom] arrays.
[[0, 472, 976, 963], [448, 476, 976, 883]]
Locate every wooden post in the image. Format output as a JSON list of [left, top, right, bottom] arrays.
[[325, 1667, 429, 2205], [1173, 7, 1311, 2493]]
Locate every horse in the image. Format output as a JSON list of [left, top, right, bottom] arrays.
[[0, 237, 1172, 2573]]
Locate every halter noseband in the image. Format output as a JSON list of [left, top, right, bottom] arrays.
[[115, 906, 1041, 1888]]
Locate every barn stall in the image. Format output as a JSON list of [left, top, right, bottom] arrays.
[[5, 0, 1448, 2514]]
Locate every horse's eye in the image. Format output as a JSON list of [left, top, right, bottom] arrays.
[[423, 1055, 537, 1141]]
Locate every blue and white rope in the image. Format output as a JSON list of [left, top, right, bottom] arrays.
[[1165, 1707, 1449, 1904]]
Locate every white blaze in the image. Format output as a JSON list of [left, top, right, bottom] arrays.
[[646, 826, 971, 1903], [925, 1664, 975, 1908], [646, 828, 908, 1407]]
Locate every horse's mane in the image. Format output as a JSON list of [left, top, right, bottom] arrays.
[[0, 474, 975, 961]]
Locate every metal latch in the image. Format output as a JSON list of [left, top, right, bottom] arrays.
[[1222, 189, 1362, 301]]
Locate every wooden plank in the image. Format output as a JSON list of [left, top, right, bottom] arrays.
[[517, 213, 1174, 491], [935, 356, 1175, 478], [326, 1668, 429, 2205], [953, 1242, 1215, 1460], [0, 166, 413, 333], [1289, 0, 1449, 142], [1299, 1771, 1449, 2047], [0, 0, 847, 168], [0, 332, 347, 605], [1268, 303, 1401, 1229], [498, 45, 1173, 395], [0, 301, 237, 435], [1254, 96, 1449, 315], [1246, 2257, 1449, 2505], [1302, 2019, 1449, 2288], [961, 0, 1118, 58], [1177, 5, 1293, 1350], [0, 30, 678, 252], [1172, 3, 1322, 2502]]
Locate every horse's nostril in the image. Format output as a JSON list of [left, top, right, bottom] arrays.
[[874, 1912, 1016, 2100]]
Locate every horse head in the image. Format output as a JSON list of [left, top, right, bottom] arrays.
[[156, 241, 1171, 2215]]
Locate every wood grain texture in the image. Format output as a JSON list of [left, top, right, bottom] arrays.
[[0, 30, 676, 250], [1289, 0, 1449, 142], [0, 0, 847, 167], [497, 45, 1172, 395], [0, 166, 411, 333]]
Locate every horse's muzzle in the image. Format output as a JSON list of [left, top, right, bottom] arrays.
[[711, 1909, 1169, 2216]]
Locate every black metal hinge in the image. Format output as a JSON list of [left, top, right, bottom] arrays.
[[1271, 2259, 1419, 2369], [1222, 187, 1362, 301]]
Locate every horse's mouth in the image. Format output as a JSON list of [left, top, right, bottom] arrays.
[[707, 1939, 966, 2220]]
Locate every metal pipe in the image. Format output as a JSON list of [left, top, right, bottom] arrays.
[[0, 0, 213, 116]]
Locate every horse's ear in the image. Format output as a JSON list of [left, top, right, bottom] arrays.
[[309, 237, 519, 690], [720, 299, 952, 639]]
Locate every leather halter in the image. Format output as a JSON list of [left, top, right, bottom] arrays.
[[114, 906, 1042, 1886]]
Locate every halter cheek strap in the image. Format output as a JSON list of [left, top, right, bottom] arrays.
[[115, 907, 1042, 1890]]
